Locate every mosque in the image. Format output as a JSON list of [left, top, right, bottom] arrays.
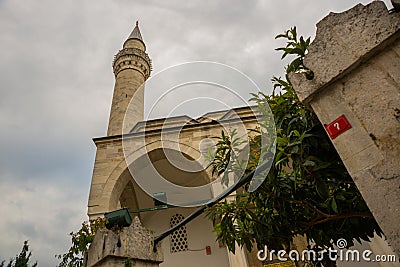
[[86, 22, 261, 266]]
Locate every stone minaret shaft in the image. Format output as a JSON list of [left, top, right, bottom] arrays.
[[107, 21, 152, 136]]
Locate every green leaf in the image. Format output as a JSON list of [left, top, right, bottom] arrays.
[[316, 178, 329, 199], [331, 198, 338, 213]]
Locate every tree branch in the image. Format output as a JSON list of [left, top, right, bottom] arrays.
[[307, 212, 374, 227]]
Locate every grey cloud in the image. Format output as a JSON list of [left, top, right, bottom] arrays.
[[0, 179, 87, 267]]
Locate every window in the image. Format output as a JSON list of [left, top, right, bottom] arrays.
[[170, 214, 188, 253]]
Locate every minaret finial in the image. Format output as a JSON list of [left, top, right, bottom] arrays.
[[136, 20, 139, 27]]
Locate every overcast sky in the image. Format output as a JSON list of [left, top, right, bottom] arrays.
[[0, 0, 392, 266]]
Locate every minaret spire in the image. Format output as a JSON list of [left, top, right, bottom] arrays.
[[124, 20, 144, 48], [107, 22, 152, 136]]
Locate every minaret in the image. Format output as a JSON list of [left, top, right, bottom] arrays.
[[107, 21, 152, 136]]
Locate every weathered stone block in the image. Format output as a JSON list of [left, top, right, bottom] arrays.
[[86, 217, 163, 267], [290, 1, 400, 103]]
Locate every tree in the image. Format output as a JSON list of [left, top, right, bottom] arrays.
[[0, 241, 38, 267], [56, 218, 106, 267], [207, 27, 382, 265]]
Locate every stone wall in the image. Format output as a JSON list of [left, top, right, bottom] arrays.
[[85, 217, 163, 267], [290, 1, 400, 255]]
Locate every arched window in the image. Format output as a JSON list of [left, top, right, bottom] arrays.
[[170, 213, 188, 253]]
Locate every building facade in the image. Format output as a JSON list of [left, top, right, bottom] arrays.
[[87, 22, 260, 267]]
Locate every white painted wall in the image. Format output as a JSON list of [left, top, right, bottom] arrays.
[[142, 207, 230, 267]]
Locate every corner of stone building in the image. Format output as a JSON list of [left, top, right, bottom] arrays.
[[290, 0, 400, 256]]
